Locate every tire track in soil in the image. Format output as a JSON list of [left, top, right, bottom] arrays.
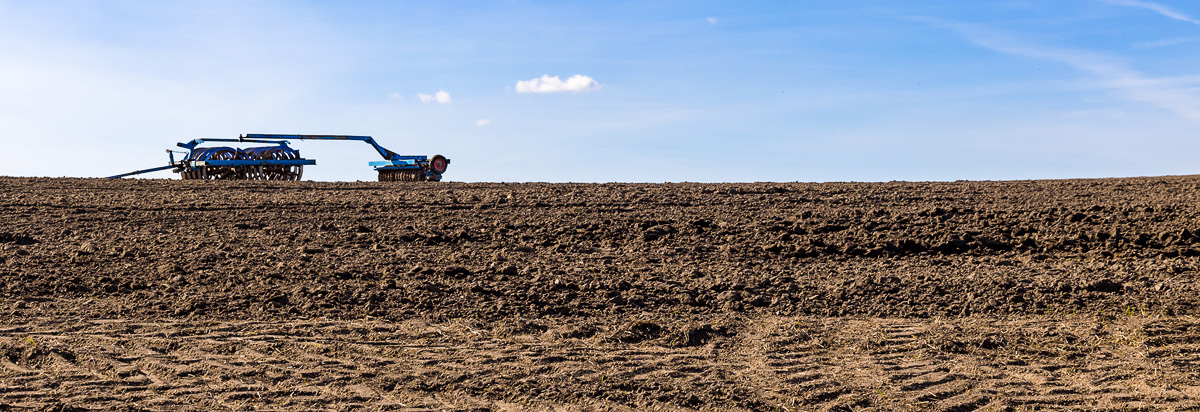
[[3, 319, 740, 410], [744, 319, 864, 410], [6, 177, 1200, 410], [742, 317, 1200, 411], [6, 317, 1200, 410], [7, 317, 1200, 410], [869, 320, 981, 410]]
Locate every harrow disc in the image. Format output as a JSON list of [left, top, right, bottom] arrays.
[[177, 146, 304, 181], [207, 148, 239, 180], [250, 146, 303, 181], [180, 147, 239, 180]]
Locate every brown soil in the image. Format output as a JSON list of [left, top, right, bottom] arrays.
[[2, 176, 1199, 410]]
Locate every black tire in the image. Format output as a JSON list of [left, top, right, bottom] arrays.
[[429, 155, 448, 175]]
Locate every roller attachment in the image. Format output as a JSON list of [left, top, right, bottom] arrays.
[[378, 169, 426, 182]]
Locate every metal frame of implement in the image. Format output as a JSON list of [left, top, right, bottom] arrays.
[[107, 134, 449, 182]]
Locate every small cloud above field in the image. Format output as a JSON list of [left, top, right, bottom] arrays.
[[418, 90, 451, 103], [515, 75, 600, 93], [476, 119, 490, 126]]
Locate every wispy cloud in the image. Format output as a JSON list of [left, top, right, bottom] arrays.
[[515, 75, 600, 93], [476, 119, 490, 126], [1134, 36, 1200, 48], [922, 17, 1200, 122], [707, 17, 718, 25], [1097, 0, 1200, 24], [417, 90, 451, 103], [1132, 36, 1200, 48]]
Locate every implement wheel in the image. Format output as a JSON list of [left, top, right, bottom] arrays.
[[429, 155, 448, 175]]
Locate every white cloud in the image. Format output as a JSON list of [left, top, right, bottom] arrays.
[[389, 92, 401, 99], [707, 17, 718, 24], [515, 74, 600, 93], [476, 119, 490, 126], [417, 90, 451, 103], [1098, 0, 1200, 25]]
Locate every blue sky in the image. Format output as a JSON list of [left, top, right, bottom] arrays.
[[2, 1, 1199, 182]]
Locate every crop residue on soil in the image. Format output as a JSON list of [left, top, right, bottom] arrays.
[[2, 176, 1200, 410]]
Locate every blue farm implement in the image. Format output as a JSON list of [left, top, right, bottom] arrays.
[[107, 134, 449, 182]]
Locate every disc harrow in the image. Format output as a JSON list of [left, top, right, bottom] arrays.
[[107, 134, 448, 182], [177, 146, 305, 181]]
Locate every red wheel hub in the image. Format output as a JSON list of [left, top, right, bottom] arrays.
[[430, 156, 448, 174]]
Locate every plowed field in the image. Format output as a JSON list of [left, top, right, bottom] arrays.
[[2, 176, 1200, 411]]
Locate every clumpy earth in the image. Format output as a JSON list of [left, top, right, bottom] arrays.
[[2, 176, 1199, 411]]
